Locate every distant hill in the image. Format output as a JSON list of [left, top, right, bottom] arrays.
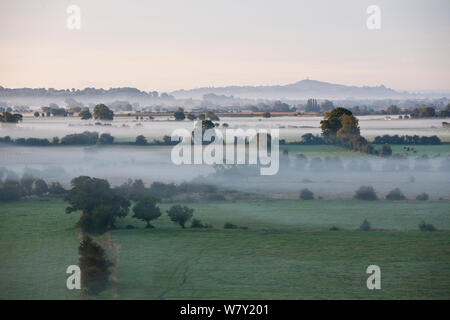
[[171, 79, 411, 100]]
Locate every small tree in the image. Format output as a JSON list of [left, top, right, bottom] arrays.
[[385, 188, 406, 200], [262, 112, 271, 118], [78, 235, 113, 296], [299, 188, 314, 200], [167, 205, 194, 228], [132, 195, 161, 228], [354, 186, 378, 200], [359, 219, 371, 231]]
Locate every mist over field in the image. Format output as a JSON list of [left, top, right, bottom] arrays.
[[1, 116, 449, 140]]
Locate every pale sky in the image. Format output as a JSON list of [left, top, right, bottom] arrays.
[[0, 0, 449, 92]]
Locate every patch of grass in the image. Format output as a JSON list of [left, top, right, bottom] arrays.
[[0, 200, 449, 299]]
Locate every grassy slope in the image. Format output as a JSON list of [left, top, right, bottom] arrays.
[[0, 200, 449, 299]]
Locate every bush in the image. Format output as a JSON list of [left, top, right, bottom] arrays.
[[329, 225, 340, 231], [299, 188, 314, 200], [354, 186, 378, 200], [419, 221, 436, 232], [191, 218, 208, 228], [385, 188, 406, 200], [416, 193, 429, 201], [224, 222, 237, 229], [359, 219, 371, 231]]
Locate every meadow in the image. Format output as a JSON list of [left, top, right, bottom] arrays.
[[1, 199, 449, 299]]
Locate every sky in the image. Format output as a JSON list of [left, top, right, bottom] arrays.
[[0, 0, 449, 92]]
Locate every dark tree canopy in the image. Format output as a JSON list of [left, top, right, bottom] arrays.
[[320, 107, 353, 136], [173, 107, 185, 121], [65, 176, 130, 233], [0, 112, 23, 123], [167, 205, 194, 228], [132, 195, 161, 228], [93, 104, 114, 120], [79, 108, 92, 120]]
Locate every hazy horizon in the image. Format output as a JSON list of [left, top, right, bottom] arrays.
[[1, 0, 449, 92]]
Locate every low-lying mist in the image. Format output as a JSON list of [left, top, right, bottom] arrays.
[[1, 145, 449, 200]]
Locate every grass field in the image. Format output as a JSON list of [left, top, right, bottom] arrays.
[[1, 199, 449, 299]]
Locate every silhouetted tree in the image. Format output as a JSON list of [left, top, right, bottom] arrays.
[[132, 195, 161, 228], [167, 205, 194, 228]]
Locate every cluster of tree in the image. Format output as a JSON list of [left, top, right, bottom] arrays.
[[410, 104, 450, 118], [0, 86, 173, 100], [373, 134, 441, 145], [303, 99, 335, 112], [41, 105, 68, 117], [173, 108, 220, 121], [0, 171, 67, 202], [319, 107, 380, 155], [61, 131, 113, 145], [0, 111, 22, 123], [0, 132, 114, 146], [249, 101, 293, 113], [64, 176, 202, 233], [114, 179, 219, 201]]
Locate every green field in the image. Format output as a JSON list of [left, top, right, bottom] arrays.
[[382, 144, 450, 157], [1, 199, 449, 299]]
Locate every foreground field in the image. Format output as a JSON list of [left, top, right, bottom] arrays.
[[0, 200, 449, 299]]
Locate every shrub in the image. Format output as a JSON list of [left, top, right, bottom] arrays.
[[329, 225, 340, 231], [224, 222, 237, 229], [359, 219, 371, 231], [385, 188, 406, 200], [354, 186, 378, 200], [191, 218, 207, 228], [416, 193, 429, 201], [299, 188, 314, 200], [419, 221, 436, 232]]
